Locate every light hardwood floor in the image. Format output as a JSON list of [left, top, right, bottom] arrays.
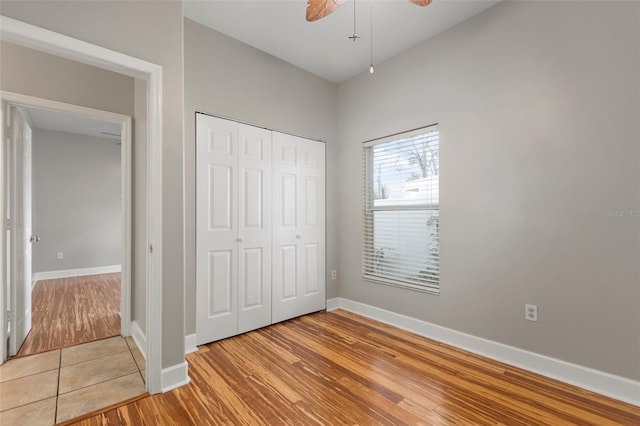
[[17, 273, 121, 357], [69, 310, 639, 425]]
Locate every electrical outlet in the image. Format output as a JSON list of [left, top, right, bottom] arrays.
[[331, 270, 337, 280], [525, 304, 538, 322], [57, 252, 64, 260]]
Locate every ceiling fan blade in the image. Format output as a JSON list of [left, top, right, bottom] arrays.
[[409, 0, 433, 6], [306, 0, 346, 22]]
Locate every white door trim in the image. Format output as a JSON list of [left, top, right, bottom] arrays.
[[0, 15, 164, 394], [1, 99, 6, 365]]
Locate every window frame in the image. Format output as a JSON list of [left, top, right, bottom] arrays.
[[362, 124, 440, 294]]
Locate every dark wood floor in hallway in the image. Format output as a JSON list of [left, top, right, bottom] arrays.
[[17, 273, 121, 357], [70, 310, 639, 425]]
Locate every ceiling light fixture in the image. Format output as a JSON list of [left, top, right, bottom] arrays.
[[306, 0, 433, 75]]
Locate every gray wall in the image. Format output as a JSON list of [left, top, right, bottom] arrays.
[[32, 129, 121, 273], [183, 19, 339, 335], [1, 42, 134, 116], [337, 0, 640, 380], [1, 0, 185, 369]]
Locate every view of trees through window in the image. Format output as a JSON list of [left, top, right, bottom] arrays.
[[363, 129, 440, 292]]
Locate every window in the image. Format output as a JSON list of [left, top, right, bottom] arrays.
[[362, 125, 439, 294]]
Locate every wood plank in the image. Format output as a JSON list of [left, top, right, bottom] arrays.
[[68, 310, 640, 425], [16, 273, 120, 357]]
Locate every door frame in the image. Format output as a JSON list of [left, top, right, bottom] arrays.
[[0, 15, 164, 394], [3, 92, 133, 349]]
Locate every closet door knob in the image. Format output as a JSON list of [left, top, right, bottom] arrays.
[[236, 238, 243, 243], [296, 235, 301, 239]]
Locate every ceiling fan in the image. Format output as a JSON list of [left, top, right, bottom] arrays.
[[306, 0, 432, 22]]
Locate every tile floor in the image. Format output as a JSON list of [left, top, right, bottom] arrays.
[[0, 336, 146, 425]]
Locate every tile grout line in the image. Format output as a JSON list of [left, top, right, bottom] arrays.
[[125, 336, 145, 378], [58, 337, 144, 396], [131, 341, 145, 382], [53, 338, 144, 423], [56, 337, 144, 420], [58, 340, 139, 396], [58, 370, 141, 397], [54, 349, 62, 424], [0, 366, 60, 384], [0, 351, 61, 416], [59, 347, 130, 369]]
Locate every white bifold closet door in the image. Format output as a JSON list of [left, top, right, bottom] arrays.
[[196, 114, 272, 345], [271, 132, 326, 323]]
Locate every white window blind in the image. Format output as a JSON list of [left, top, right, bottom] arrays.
[[362, 125, 439, 294]]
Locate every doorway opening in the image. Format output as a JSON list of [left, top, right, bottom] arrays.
[[8, 106, 128, 357], [2, 98, 133, 358]]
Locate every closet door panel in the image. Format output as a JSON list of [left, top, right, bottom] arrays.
[[240, 247, 263, 307], [208, 250, 233, 315], [281, 173, 297, 228], [272, 133, 300, 322], [272, 132, 325, 323], [281, 244, 298, 300], [303, 243, 320, 295], [196, 115, 239, 345], [296, 139, 326, 314], [209, 165, 233, 229], [237, 124, 272, 334]]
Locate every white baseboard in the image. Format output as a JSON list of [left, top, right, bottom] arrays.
[[185, 334, 198, 355], [33, 265, 122, 282], [130, 320, 147, 360], [162, 361, 190, 393], [326, 297, 341, 311], [327, 297, 640, 406]]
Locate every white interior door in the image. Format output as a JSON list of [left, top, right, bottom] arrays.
[[237, 124, 271, 334], [196, 115, 239, 344], [8, 106, 32, 356], [272, 132, 325, 323]]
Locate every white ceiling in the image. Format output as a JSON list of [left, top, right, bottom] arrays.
[[23, 108, 121, 140], [184, 0, 501, 83]]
